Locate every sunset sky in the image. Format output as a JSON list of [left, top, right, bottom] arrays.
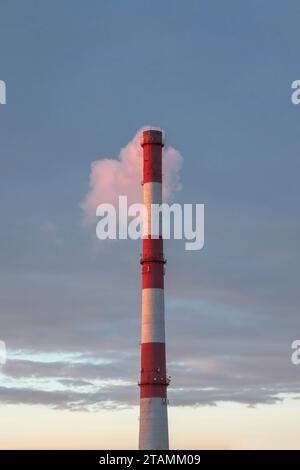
[[0, 0, 300, 449]]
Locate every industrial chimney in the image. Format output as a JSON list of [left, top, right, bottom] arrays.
[[138, 129, 169, 450]]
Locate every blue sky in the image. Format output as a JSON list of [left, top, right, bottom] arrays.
[[0, 0, 300, 448]]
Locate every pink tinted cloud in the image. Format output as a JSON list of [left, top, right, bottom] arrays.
[[81, 127, 183, 223]]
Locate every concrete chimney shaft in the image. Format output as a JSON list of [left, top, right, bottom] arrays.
[[138, 129, 169, 450]]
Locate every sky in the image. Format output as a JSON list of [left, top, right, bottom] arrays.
[[0, 0, 300, 449]]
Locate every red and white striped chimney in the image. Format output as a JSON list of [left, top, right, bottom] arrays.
[[138, 129, 169, 450]]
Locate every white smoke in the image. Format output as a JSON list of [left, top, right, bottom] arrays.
[[81, 127, 183, 223]]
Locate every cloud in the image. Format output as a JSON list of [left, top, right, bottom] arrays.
[[81, 127, 183, 223], [1, 237, 299, 412], [1, 352, 300, 411], [0, 385, 135, 411]]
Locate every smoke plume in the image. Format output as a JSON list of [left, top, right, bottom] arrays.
[[81, 127, 183, 223]]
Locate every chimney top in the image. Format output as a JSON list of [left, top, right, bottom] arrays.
[[141, 129, 164, 147]]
